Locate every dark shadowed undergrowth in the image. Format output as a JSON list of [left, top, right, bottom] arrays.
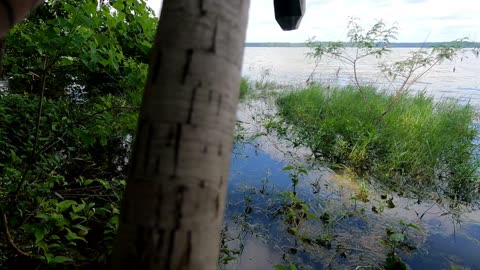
[[0, 77, 255, 269], [274, 84, 480, 203]]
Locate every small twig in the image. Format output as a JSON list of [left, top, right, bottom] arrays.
[[1, 210, 33, 258], [326, 253, 336, 269], [355, 266, 374, 270], [57, 193, 119, 198], [13, 56, 48, 201]]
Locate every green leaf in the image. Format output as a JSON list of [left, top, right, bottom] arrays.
[[34, 228, 46, 243], [221, 256, 237, 264], [84, 1, 97, 14], [283, 165, 294, 171], [46, 255, 73, 264], [35, 213, 50, 220], [274, 265, 289, 270], [56, 200, 76, 212], [99, 58, 110, 66], [72, 224, 89, 231], [297, 168, 308, 174], [112, 206, 120, 215], [58, 56, 74, 66], [72, 203, 86, 213], [48, 243, 61, 249], [106, 16, 117, 28], [390, 233, 405, 243], [65, 228, 87, 243], [112, 2, 125, 11], [141, 40, 152, 49], [117, 11, 126, 22], [36, 240, 49, 253], [83, 179, 94, 186], [70, 213, 87, 221], [400, 220, 423, 233], [287, 227, 298, 235]]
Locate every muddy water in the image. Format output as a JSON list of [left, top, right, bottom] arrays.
[[221, 48, 480, 269]]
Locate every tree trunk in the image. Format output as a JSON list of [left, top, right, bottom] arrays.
[[112, 0, 250, 269]]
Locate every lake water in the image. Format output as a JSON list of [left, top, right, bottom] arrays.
[[242, 47, 480, 107], [221, 47, 480, 269]]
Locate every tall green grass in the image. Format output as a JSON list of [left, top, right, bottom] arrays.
[[239, 77, 251, 100], [276, 84, 479, 202], [239, 77, 285, 100]]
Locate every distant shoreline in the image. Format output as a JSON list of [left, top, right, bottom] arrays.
[[245, 42, 480, 48]]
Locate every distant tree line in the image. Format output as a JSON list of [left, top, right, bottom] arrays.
[[245, 42, 480, 48]]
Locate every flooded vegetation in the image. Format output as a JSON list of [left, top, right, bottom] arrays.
[[221, 22, 480, 268], [219, 25, 480, 269], [276, 84, 479, 204], [220, 79, 480, 269]]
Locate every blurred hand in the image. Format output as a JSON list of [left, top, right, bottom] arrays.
[[0, 0, 43, 37]]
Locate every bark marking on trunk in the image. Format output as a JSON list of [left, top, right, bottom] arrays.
[[113, 0, 250, 269]]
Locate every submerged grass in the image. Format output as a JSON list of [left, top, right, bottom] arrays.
[[276, 84, 479, 202], [239, 76, 292, 101]]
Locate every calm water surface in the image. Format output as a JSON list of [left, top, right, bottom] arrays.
[[242, 47, 480, 106], [221, 47, 480, 269]]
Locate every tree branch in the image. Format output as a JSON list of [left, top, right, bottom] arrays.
[[1, 210, 33, 258], [13, 55, 48, 201]]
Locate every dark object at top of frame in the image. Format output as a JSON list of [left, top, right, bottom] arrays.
[[274, 0, 305, 31]]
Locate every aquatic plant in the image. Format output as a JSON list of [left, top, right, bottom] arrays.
[[275, 84, 479, 204], [240, 77, 252, 100]]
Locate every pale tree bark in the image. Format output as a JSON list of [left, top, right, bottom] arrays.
[[0, 0, 251, 268], [112, 0, 250, 269]]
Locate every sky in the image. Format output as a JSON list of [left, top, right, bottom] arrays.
[[146, 0, 480, 43]]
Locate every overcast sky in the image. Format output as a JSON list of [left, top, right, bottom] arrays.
[[146, 0, 480, 42]]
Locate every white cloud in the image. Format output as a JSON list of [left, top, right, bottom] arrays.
[[146, 0, 480, 42]]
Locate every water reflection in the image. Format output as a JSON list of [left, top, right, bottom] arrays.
[[406, 224, 480, 269], [223, 123, 480, 269], [224, 236, 283, 270]]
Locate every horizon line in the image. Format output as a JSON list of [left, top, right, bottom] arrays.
[[245, 41, 479, 44]]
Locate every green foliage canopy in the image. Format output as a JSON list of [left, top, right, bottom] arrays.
[[2, 0, 156, 97]]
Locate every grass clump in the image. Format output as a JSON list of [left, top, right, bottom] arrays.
[[239, 77, 251, 100], [276, 84, 479, 202], [239, 77, 289, 101]]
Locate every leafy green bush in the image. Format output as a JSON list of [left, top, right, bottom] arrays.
[[276, 84, 479, 202], [2, 0, 155, 97], [0, 91, 140, 268], [0, 1, 155, 268]]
